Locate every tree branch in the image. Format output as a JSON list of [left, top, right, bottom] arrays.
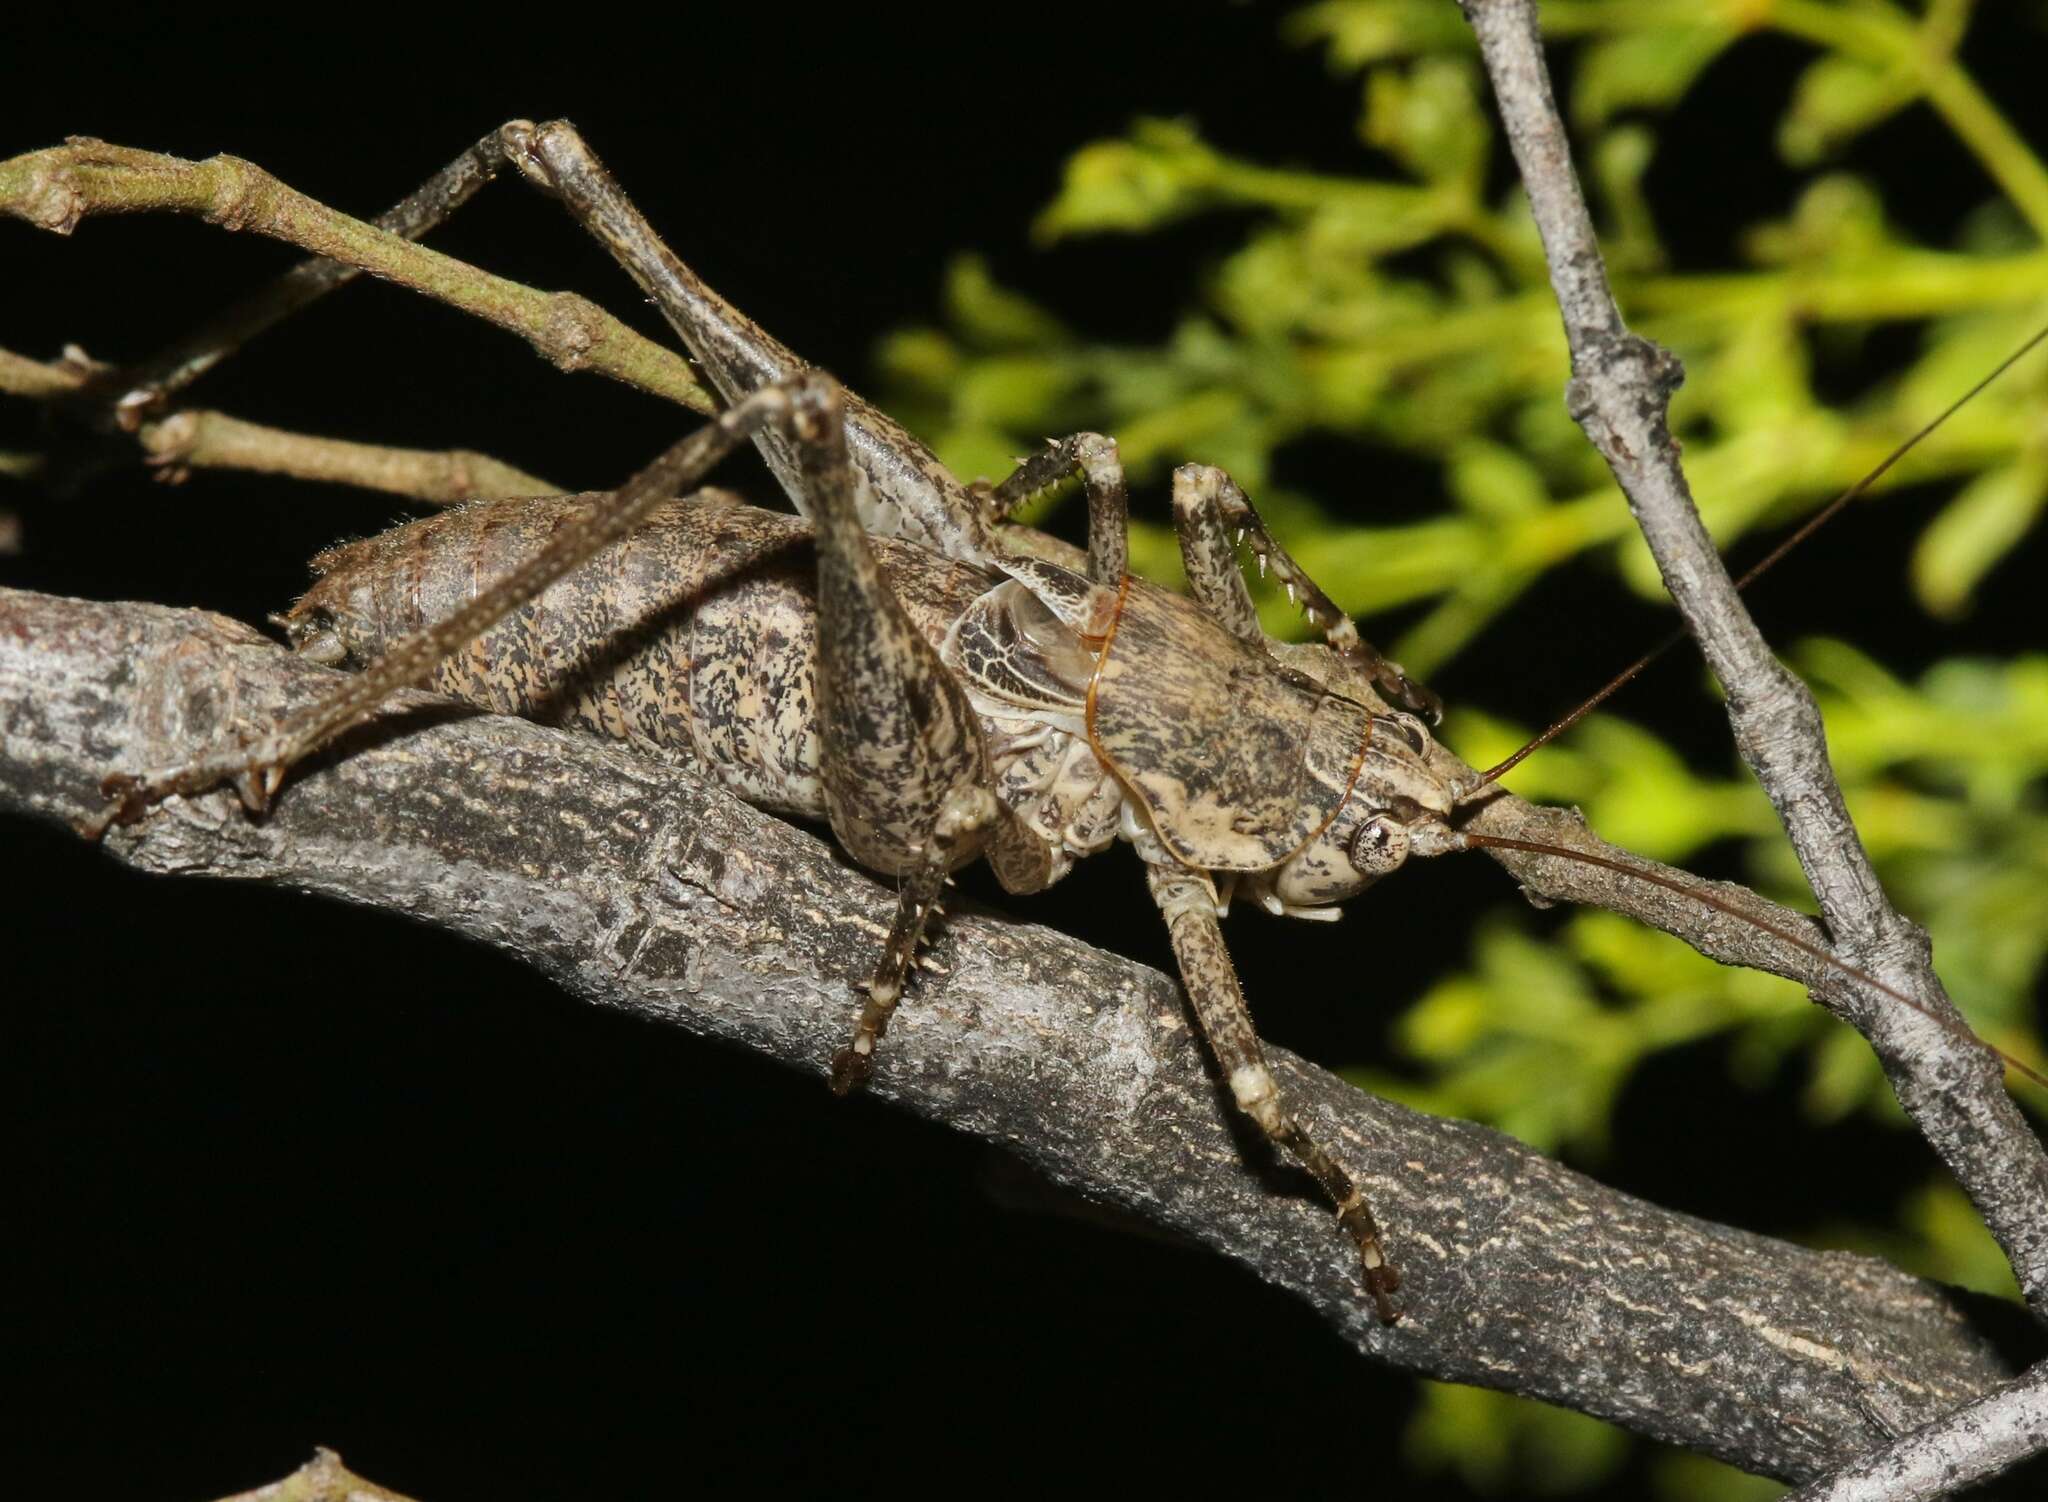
[[1, 583, 2036, 1484], [1789, 1359, 2048, 1502], [1459, 0, 2048, 1326], [133, 407, 558, 502]]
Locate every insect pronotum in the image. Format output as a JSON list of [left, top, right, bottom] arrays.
[[6, 24, 2047, 1491]]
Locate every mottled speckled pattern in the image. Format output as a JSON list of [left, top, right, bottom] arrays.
[[291, 490, 998, 826], [292, 488, 1449, 914], [1091, 578, 1356, 872]]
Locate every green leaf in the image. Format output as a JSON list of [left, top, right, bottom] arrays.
[[1363, 57, 1489, 186], [1592, 123, 1664, 272], [1405, 1381, 1630, 1495], [1033, 120, 1221, 242], [1780, 53, 1915, 167], [1574, 24, 1736, 131], [1911, 459, 2048, 617], [1903, 1180, 2024, 1300], [1742, 174, 1891, 269], [941, 256, 1070, 350], [1651, 1450, 1789, 1501], [1446, 437, 1551, 522], [1282, 0, 1474, 70]]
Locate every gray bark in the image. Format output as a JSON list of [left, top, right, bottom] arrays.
[[1789, 1360, 2048, 1502], [1, 583, 2036, 1484]]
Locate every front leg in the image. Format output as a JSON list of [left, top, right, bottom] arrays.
[[1145, 860, 1402, 1324], [980, 431, 1129, 584], [1178, 465, 1441, 721], [1169, 464, 1262, 646]]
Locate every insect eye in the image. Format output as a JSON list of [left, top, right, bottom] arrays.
[[1349, 813, 1411, 877]]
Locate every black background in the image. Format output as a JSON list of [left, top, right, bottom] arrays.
[[6, 4, 2047, 1498]]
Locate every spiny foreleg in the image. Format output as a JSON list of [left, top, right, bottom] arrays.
[[977, 431, 1129, 584], [1178, 464, 1440, 720], [1168, 465, 1262, 645]]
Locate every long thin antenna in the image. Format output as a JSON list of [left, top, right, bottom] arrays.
[[1460, 831, 2048, 1094], [1470, 320, 2048, 792]]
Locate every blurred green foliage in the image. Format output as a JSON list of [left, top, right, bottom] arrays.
[[884, 3, 2045, 1496]]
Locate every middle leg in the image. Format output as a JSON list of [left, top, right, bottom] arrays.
[[1146, 860, 1402, 1323], [979, 430, 1130, 585]]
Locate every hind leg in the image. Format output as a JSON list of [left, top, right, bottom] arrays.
[[92, 374, 843, 829], [778, 376, 1013, 1089], [512, 121, 995, 564]]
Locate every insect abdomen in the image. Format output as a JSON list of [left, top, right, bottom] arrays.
[[288, 491, 992, 819]]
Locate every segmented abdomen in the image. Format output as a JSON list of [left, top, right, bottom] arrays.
[[287, 490, 995, 819]]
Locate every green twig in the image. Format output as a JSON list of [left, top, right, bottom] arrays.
[[0, 139, 716, 415]]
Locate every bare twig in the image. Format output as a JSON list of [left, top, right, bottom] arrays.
[[209, 1448, 423, 1502], [1, 343, 554, 503], [0, 139, 715, 415], [0, 344, 81, 398], [1789, 1359, 2048, 1502], [2, 583, 2036, 1484], [113, 130, 512, 414], [1459, 0, 2048, 1327], [135, 408, 556, 502]]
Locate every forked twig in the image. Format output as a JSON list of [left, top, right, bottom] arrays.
[[0, 138, 715, 414], [1459, 0, 2048, 1315], [1787, 1358, 2048, 1502]]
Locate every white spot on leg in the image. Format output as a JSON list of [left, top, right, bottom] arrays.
[[1228, 1063, 1277, 1111]]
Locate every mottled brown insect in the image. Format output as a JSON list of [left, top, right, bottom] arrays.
[[62, 120, 2037, 1328], [70, 121, 1507, 1321]]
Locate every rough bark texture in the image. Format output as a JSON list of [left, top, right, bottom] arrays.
[[1788, 1360, 2048, 1502], [2, 584, 2037, 1484]]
